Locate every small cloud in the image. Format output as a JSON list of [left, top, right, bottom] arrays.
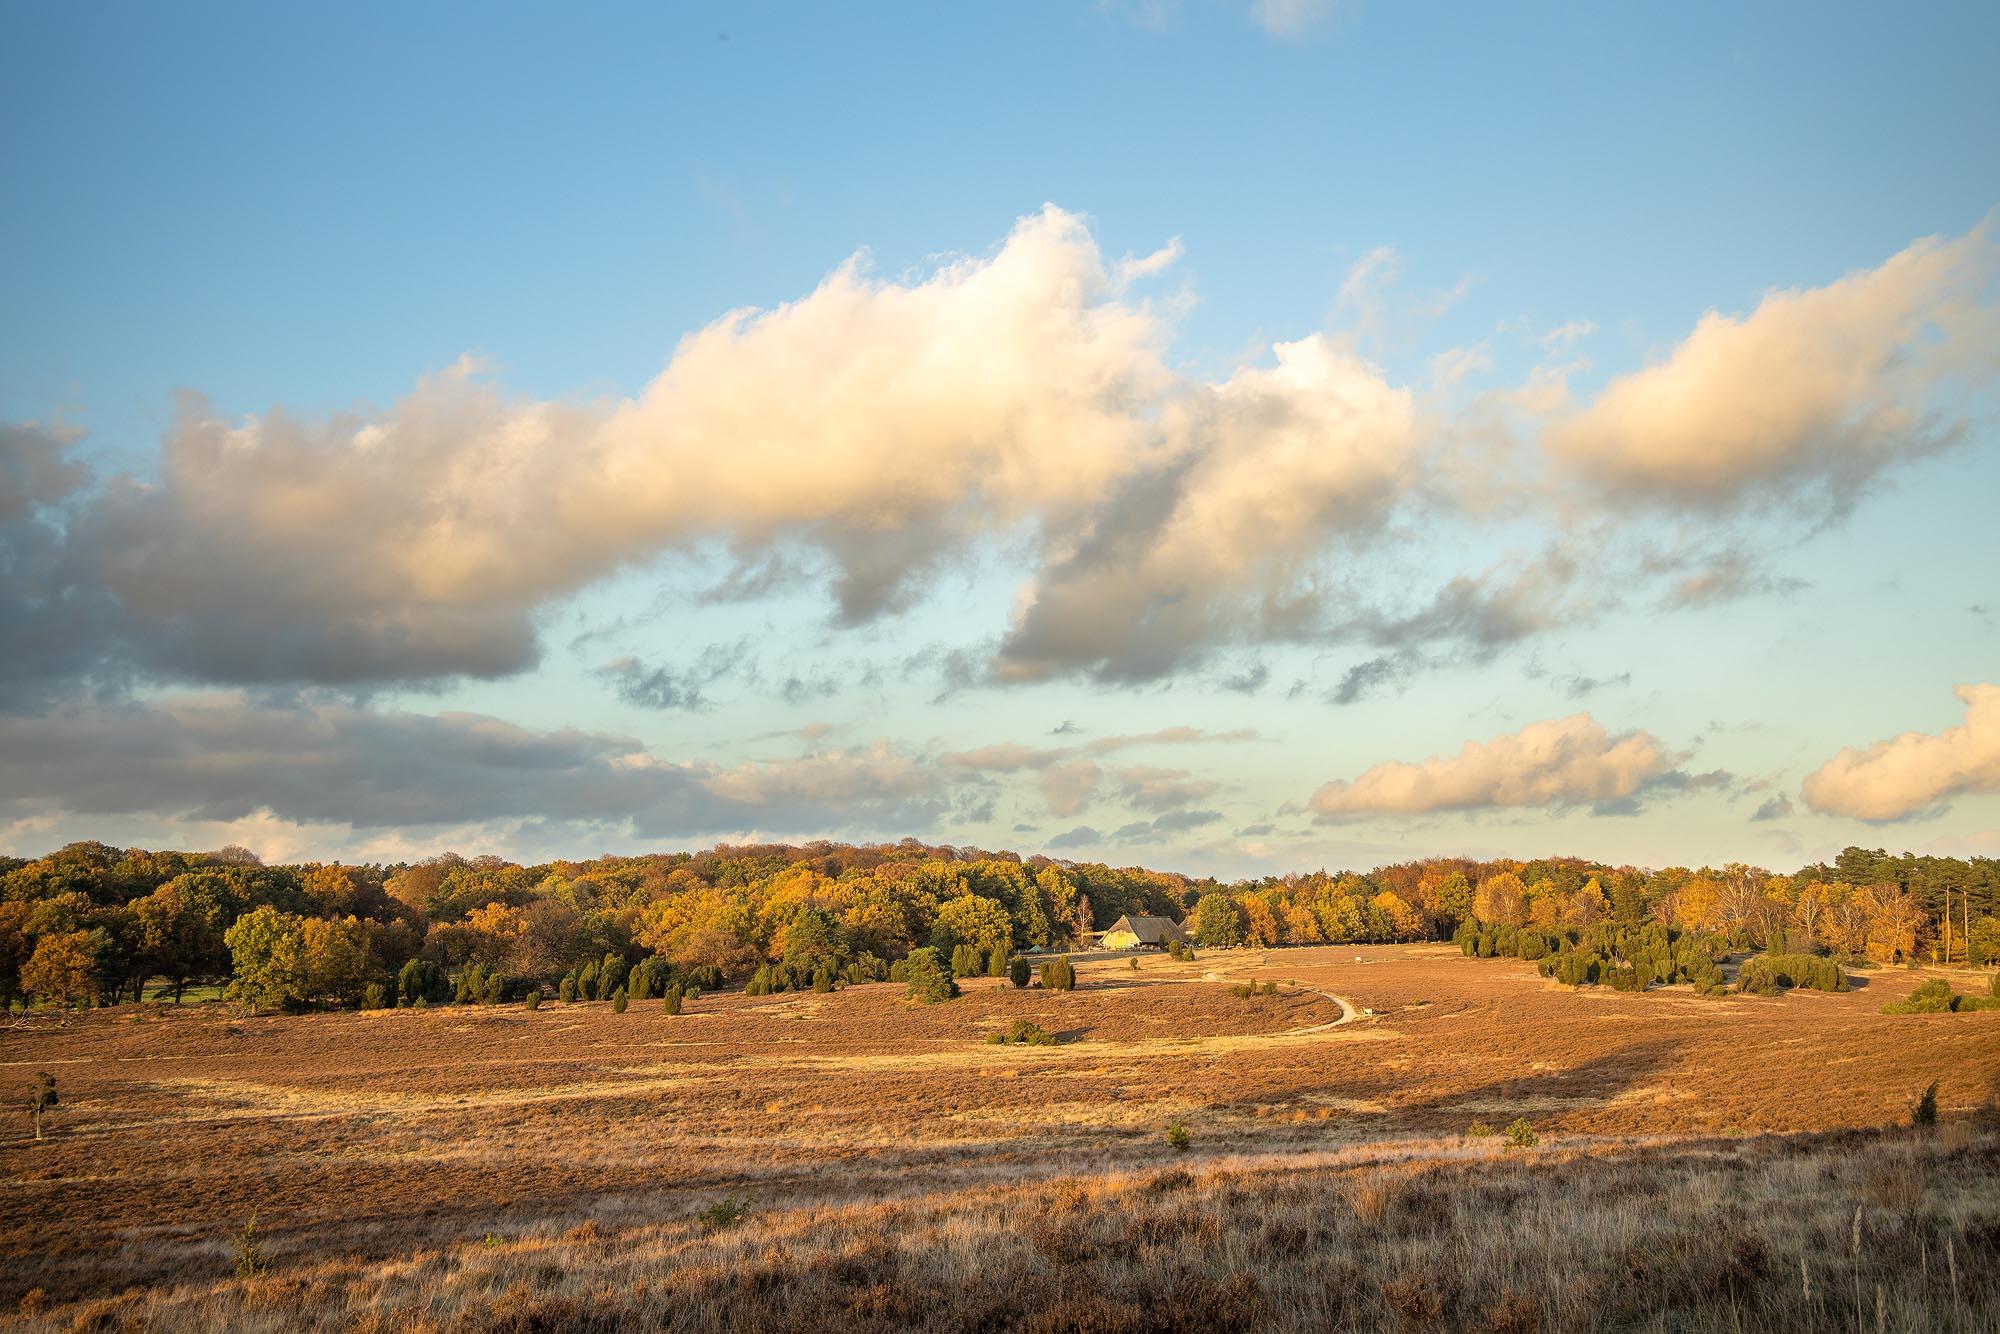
[[1250, 0, 1342, 39], [1150, 808, 1224, 833], [1046, 825, 1102, 850], [599, 641, 753, 711], [1050, 720, 1083, 736], [1218, 661, 1270, 695], [1332, 652, 1418, 706], [1537, 319, 1596, 351], [1750, 793, 1794, 822]]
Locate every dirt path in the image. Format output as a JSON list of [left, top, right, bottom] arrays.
[[1284, 989, 1359, 1034]]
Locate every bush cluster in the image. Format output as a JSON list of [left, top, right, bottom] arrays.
[[1459, 919, 1730, 994], [1883, 976, 2000, 1013], [1039, 955, 1076, 991], [1737, 952, 1847, 995], [985, 1018, 1057, 1046]]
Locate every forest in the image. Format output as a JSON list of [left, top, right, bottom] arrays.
[[3, 838, 1997, 1012]]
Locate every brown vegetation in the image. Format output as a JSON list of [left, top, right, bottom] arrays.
[[4, 946, 1998, 1330]]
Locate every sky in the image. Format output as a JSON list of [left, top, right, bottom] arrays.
[[2, 0, 1997, 877]]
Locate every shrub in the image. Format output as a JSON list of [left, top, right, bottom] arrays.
[[1912, 1081, 1939, 1128], [1883, 979, 1960, 1014], [628, 957, 670, 1001], [662, 985, 683, 1016], [481, 973, 504, 1005], [987, 1018, 1056, 1046], [745, 965, 781, 997], [1166, 1122, 1191, 1153], [397, 958, 448, 1006], [610, 988, 628, 1014], [1260, 980, 1278, 996], [695, 1197, 749, 1231], [577, 961, 600, 998], [1505, 1118, 1538, 1149], [988, 948, 1011, 978], [595, 956, 626, 1002], [1009, 955, 1031, 988], [887, 959, 909, 984], [1467, 1120, 1495, 1138], [904, 947, 959, 1003], [950, 943, 985, 979], [1040, 956, 1077, 991], [557, 975, 577, 1004], [233, 1214, 268, 1279], [360, 982, 391, 1011], [1228, 983, 1254, 999], [1739, 952, 1847, 994], [453, 965, 487, 1005], [1129, 957, 1141, 970], [812, 968, 834, 993], [523, 990, 541, 1011]]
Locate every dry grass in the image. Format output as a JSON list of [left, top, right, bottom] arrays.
[[10, 1131, 1999, 1333], [3, 946, 1997, 1330]]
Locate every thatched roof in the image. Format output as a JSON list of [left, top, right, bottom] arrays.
[[1104, 914, 1188, 945]]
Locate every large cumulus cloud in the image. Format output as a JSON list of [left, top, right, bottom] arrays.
[[4, 210, 1993, 713]]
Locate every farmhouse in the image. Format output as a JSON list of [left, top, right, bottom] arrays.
[[1099, 914, 1190, 951]]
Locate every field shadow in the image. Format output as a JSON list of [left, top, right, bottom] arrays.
[[1384, 1038, 1687, 1128]]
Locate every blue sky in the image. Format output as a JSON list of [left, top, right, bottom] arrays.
[[2, 1, 1996, 874]]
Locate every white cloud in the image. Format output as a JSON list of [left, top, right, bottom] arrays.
[[997, 333, 1421, 680], [29, 206, 1175, 694], [1310, 713, 1674, 817], [5, 214, 1990, 711], [1249, 0, 1340, 38], [1546, 223, 1995, 504], [1801, 684, 2000, 820]]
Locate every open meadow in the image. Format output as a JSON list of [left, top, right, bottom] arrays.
[[5, 945, 1998, 1332]]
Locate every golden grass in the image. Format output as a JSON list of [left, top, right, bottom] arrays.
[[3, 945, 1997, 1329]]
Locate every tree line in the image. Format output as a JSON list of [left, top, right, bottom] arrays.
[[1183, 851, 2000, 969], [2, 838, 1994, 1011], [0, 839, 1191, 1011]]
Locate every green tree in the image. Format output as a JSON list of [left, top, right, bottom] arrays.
[[1190, 893, 1244, 948], [935, 894, 1013, 959], [224, 907, 312, 1013], [904, 947, 959, 1003], [20, 930, 101, 1008], [1039, 955, 1077, 991]]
